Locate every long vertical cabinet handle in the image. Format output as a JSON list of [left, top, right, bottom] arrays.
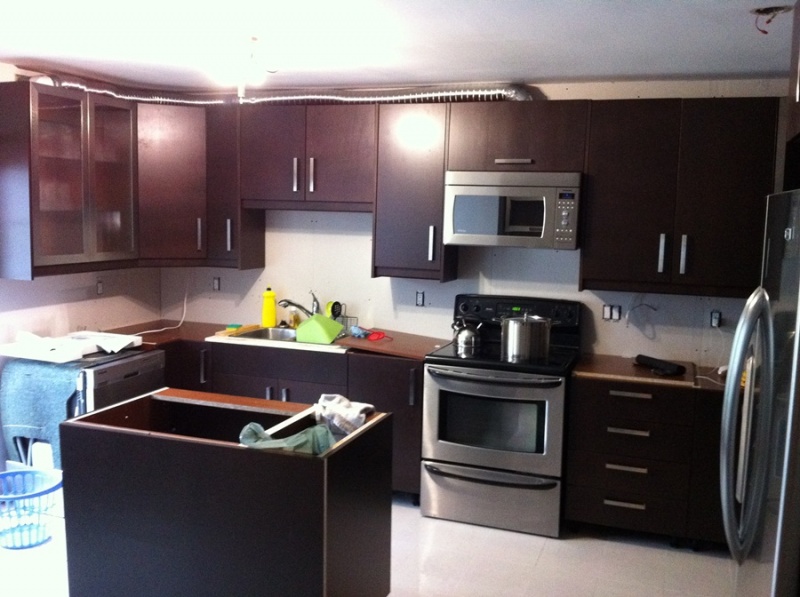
[[199, 349, 208, 385], [196, 218, 203, 251], [308, 157, 315, 193], [226, 218, 232, 252], [408, 367, 417, 406], [265, 386, 274, 400], [292, 157, 299, 192], [428, 226, 435, 261], [720, 286, 775, 564], [280, 388, 289, 402], [679, 234, 688, 274], [657, 233, 666, 273]]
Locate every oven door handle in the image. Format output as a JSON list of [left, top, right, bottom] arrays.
[[423, 463, 558, 491], [426, 365, 563, 388]]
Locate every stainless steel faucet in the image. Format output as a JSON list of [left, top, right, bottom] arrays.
[[278, 291, 320, 319]]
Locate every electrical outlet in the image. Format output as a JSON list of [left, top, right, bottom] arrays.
[[710, 310, 721, 328], [602, 305, 612, 320], [96, 279, 103, 295], [416, 291, 425, 307], [212, 277, 221, 292], [611, 305, 622, 321]]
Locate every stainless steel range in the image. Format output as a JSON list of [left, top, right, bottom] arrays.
[[421, 294, 582, 537]]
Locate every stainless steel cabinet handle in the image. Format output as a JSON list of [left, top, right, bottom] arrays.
[[280, 388, 289, 402], [265, 386, 274, 400], [493, 158, 533, 165], [607, 426, 651, 438], [308, 157, 315, 193], [657, 233, 666, 273], [603, 498, 646, 511], [428, 225, 435, 261], [605, 463, 649, 475], [292, 157, 298, 192], [199, 349, 208, 385], [679, 234, 688, 275], [408, 368, 417, 407], [609, 390, 652, 400], [226, 218, 232, 252], [196, 217, 203, 251]]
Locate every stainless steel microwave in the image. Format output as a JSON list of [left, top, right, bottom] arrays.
[[443, 171, 581, 249]]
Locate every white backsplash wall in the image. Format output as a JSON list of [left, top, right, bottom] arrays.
[[0, 269, 162, 344], [159, 210, 743, 367]]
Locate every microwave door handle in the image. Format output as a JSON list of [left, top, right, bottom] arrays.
[[423, 463, 557, 490]]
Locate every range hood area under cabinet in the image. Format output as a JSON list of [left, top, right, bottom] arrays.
[[0, 81, 137, 280]]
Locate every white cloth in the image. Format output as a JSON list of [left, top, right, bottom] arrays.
[[315, 394, 374, 436]]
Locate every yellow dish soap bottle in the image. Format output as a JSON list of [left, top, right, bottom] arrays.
[[261, 287, 277, 328]]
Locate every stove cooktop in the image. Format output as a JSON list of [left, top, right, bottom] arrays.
[[425, 293, 583, 376]]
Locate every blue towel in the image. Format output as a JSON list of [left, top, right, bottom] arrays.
[[0, 359, 82, 468]]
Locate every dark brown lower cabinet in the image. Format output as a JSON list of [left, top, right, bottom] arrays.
[[60, 392, 392, 597], [565, 377, 724, 542], [162, 340, 211, 392], [347, 351, 423, 495], [210, 343, 348, 403]]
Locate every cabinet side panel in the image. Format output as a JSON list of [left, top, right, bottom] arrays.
[[0, 82, 33, 279], [61, 422, 325, 596]]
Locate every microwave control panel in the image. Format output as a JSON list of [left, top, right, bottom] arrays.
[[553, 188, 579, 249]]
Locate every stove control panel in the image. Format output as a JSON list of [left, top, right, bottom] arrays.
[[455, 294, 580, 328]]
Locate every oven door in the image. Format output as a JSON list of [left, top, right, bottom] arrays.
[[422, 363, 565, 478]]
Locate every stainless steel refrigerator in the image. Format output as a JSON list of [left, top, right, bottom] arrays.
[[722, 189, 800, 596]]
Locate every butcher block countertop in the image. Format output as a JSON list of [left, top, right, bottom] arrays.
[[109, 320, 448, 361], [574, 353, 727, 391]]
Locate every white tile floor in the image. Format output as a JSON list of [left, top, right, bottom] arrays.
[[1, 495, 735, 597]]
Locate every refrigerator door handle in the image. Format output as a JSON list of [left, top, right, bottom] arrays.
[[720, 286, 775, 564]]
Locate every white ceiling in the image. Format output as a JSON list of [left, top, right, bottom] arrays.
[[0, 1, 794, 95]]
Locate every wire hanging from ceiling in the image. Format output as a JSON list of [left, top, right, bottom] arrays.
[[751, 5, 793, 35]]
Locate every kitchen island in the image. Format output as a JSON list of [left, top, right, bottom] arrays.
[[59, 388, 393, 597]]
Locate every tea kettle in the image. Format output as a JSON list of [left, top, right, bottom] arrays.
[[452, 317, 482, 349]]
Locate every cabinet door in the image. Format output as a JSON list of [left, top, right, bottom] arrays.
[[673, 97, 778, 296], [347, 351, 423, 494], [138, 103, 207, 260], [239, 104, 306, 203], [305, 104, 376, 206], [373, 103, 456, 281], [581, 99, 681, 290], [31, 85, 88, 265], [89, 95, 137, 260], [205, 105, 265, 269], [163, 340, 211, 392], [448, 101, 588, 172]]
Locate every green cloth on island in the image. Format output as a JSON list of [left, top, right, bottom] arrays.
[[239, 422, 335, 455]]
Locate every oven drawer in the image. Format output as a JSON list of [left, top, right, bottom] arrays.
[[564, 484, 687, 536], [569, 413, 693, 462], [420, 461, 561, 537], [566, 450, 690, 497], [570, 377, 695, 425]]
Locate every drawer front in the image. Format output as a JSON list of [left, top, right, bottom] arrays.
[[566, 450, 689, 497], [565, 484, 687, 536], [569, 409, 693, 462], [570, 377, 695, 425]]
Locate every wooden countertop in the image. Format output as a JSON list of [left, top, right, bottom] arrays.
[[574, 353, 697, 388], [110, 320, 448, 361], [336, 329, 449, 360]]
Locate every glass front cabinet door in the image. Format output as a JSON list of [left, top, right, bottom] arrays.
[[31, 84, 137, 269]]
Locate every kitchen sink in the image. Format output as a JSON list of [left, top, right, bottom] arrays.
[[236, 327, 297, 341]]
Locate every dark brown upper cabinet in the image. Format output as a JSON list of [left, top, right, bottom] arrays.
[[447, 100, 589, 172], [373, 102, 456, 281], [137, 103, 207, 263], [240, 104, 376, 212], [0, 81, 137, 279], [581, 97, 779, 298], [205, 105, 264, 269]]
